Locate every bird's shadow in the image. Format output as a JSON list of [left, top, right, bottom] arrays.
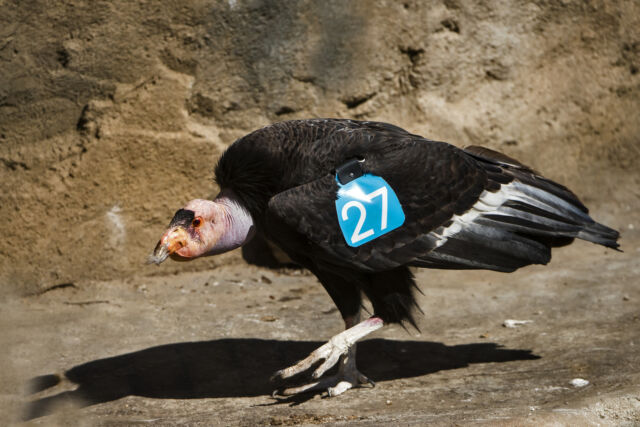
[[24, 338, 539, 420]]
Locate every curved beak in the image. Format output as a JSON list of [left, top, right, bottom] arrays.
[[147, 227, 189, 265]]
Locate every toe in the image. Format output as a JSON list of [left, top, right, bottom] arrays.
[[328, 380, 353, 397], [273, 344, 335, 381], [312, 351, 341, 379], [277, 380, 323, 396]]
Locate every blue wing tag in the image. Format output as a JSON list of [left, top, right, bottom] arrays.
[[335, 173, 405, 247]]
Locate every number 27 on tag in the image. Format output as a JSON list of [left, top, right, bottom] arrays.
[[335, 174, 405, 247]]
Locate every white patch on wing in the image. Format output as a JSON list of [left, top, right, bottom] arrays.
[[430, 179, 588, 249], [432, 184, 511, 247], [431, 181, 564, 247]]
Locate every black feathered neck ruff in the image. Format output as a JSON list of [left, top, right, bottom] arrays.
[[214, 133, 283, 219]]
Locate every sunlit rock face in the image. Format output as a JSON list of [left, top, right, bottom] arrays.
[[0, 1, 637, 292]]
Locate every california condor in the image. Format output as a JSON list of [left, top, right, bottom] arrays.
[[150, 119, 619, 397]]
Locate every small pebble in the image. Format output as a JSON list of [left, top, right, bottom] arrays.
[[569, 378, 589, 387], [260, 315, 277, 322], [503, 319, 532, 328], [623, 295, 630, 301], [386, 400, 392, 405]]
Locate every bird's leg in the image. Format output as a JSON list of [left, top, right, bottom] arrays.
[[325, 313, 377, 396], [272, 314, 383, 397]]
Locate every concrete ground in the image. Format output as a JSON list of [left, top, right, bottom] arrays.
[[3, 232, 639, 426]]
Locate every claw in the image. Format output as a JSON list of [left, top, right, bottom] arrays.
[[270, 370, 284, 382], [359, 373, 376, 387]]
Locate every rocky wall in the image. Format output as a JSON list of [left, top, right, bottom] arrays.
[[1, 0, 638, 292]]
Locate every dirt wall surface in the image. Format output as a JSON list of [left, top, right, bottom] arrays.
[[1, 0, 640, 425], [1, 0, 638, 292]]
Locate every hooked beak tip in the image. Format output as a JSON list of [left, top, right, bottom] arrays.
[[148, 226, 190, 265], [147, 241, 170, 265]]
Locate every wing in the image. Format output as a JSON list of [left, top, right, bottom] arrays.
[[414, 145, 620, 271], [265, 137, 488, 272], [265, 130, 619, 274]]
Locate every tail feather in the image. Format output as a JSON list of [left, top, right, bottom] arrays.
[[577, 221, 620, 249]]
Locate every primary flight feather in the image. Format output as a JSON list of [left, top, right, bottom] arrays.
[[150, 119, 619, 397]]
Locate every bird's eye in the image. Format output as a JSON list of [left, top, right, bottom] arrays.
[[192, 218, 202, 227]]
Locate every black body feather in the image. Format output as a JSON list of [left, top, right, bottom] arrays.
[[215, 119, 620, 326]]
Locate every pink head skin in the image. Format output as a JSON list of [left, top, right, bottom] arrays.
[[149, 194, 255, 264]]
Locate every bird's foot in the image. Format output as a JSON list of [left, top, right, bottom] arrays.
[[271, 316, 383, 397], [271, 317, 382, 382], [274, 366, 375, 397], [272, 334, 352, 382]]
